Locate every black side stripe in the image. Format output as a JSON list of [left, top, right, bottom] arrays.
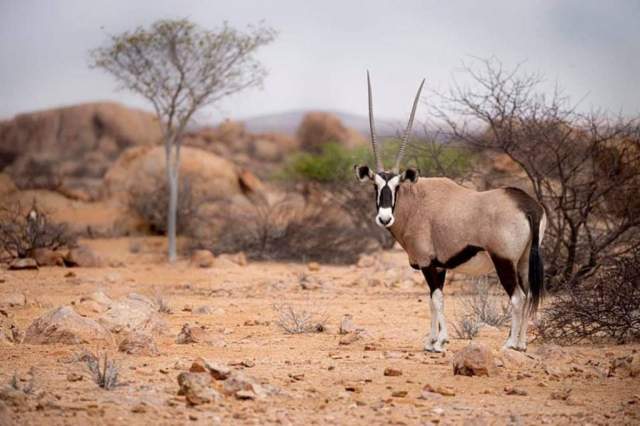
[[431, 245, 484, 269]]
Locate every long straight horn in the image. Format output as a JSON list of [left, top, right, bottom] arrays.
[[367, 71, 383, 172], [393, 78, 425, 173]]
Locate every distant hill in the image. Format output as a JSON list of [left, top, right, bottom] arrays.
[[236, 109, 400, 137]]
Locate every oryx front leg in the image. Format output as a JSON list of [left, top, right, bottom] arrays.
[[422, 266, 448, 353]]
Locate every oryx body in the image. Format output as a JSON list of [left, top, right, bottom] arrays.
[[356, 72, 545, 352]]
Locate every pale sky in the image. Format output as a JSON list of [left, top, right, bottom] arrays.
[[1, 0, 638, 123]]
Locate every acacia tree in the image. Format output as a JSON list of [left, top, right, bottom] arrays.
[[91, 19, 276, 261], [436, 58, 640, 289]]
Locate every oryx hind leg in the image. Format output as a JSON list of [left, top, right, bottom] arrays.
[[515, 252, 532, 351], [422, 267, 448, 352], [490, 254, 523, 351]]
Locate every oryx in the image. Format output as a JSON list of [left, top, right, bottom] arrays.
[[355, 72, 546, 352]]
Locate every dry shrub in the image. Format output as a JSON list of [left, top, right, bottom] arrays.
[[0, 200, 75, 260], [274, 304, 327, 334], [80, 350, 121, 390], [535, 247, 640, 344], [452, 277, 511, 340], [197, 195, 375, 264], [128, 174, 202, 236]]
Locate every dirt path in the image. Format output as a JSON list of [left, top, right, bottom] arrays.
[[1, 238, 638, 425]]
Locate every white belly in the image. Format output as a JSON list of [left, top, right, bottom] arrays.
[[452, 252, 494, 276]]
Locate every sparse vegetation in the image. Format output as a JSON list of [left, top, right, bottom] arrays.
[[195, 195, 374, 264], [535, 247, 640, 344], [452, 277, 510, 340], [80, 350, 121, 390], [274, 304, 327, 334], [154, 291, 172, 314], [0, 200, 75, 260]]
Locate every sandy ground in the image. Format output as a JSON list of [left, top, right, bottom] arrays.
[[1, 237, 639, 425]]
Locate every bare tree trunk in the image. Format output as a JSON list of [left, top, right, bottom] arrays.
[[167, 166, 179, 263]]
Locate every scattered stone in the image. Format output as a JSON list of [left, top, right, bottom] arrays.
[[66, 372, 83, 382], [176, 323, 218, 345], [384, 367, 403, 377], [23, 306, 114, 346], [499, 348, 532, 369], [307, 262, 320, 272], [299, 274, 323, 290], [0, 401, 11, 425], [31, 248, 65, 266], [98, 293, 164, 335], [64, 271, 76, 278], [8, 258, 38, 270], [193, 305, 214, 315], [504, 386, 528, 396], [235, 390, 257, 400], [131, 402, 148, 413], [391, 390, 408, 398], [76, 291, 113, 315], [339, 314, 356, 335], [432, 407, 445, 416], [118, 332, 160, 356], [339, 332, 361, 346], [64, 246, 102, 267], [217, 252, 247, 267], [0, 310, 22, 344], [177, 372, 220, 406], [608, 355, 640, 378], [0, 293, 26, 308], [356, 255, 375, 268], [222, 372, 266, 399], [550, 388, 572, 401], [190, 250, 215, 268], [423, 384, 456, 397], [190, 358, 231, 380], [452, 343, 497, 377]]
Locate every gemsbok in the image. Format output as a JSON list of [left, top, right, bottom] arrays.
[[355, 72, 546, 352]]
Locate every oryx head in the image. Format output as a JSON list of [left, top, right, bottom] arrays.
[[355, 71, 424, 228]]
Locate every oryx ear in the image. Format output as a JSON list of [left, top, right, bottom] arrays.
[[354, 165, 374, 182], [400, 167, 419, 183]]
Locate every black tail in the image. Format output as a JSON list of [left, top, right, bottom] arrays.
[[527, 214, 544, 313]]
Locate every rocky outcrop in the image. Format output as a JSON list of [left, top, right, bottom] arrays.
[[297, 112, 366, 152], [23, 306, 114, 346], [0, 102, 161, 199]]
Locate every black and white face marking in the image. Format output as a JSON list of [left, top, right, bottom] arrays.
[[373, 172, 401, 228], [355, 165, 419, 229]]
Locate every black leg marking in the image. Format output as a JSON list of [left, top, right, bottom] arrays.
[[490, 253, 518, 297], [421, 266, 446, 295], [410, 263, 421, 271]]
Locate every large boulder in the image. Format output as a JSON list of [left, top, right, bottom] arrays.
[[0, 102, 161, 199], [296, 112, 366, 152], [23, 306, 114, 346], [98, 293, 165, 335], [452, 343, 497, 377], [103, 145, 242, 203]]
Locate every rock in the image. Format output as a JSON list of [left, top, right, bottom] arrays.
[[297, 111, 366, 152], [391, 390, 408, 398], [7, 258, 38, 270], [23, 306, 114, 346], [356, 255, 375, 268], [609, 355, 640, 378], [499, 348, 532, 369], [76, 291, 113, 314], [452, 343, 497, 377], [339, 332, 361, 346], [190, 357, 231, 380], [384, 367, 403, 377], [176, 323, 218, 345], [66, 372, 83, 382], [534, 344, 574, 363], [118, 332, 160, 356], [307, 262, 320, 272], [504, 386, 528, 396], [193, 305, 215, 315], [104, 145, 242, 205], [222, 372, 266, 399], [191, 250, 215, 268], [177, 372, 220, 406], [98, 293, 164, 335], [30, 248, 65, 267], [238, 169, 265, 198], [217, 252, 247, 267], [339, 314, 356, 335], [235, 390, 258, 400], [64, 246, 102, 267], [0, 310, 22, 344], [0, 400, 11, 425], [0, 293, 26, 308], [423, 384, 456, 397], [131, 402, 148, 413]]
